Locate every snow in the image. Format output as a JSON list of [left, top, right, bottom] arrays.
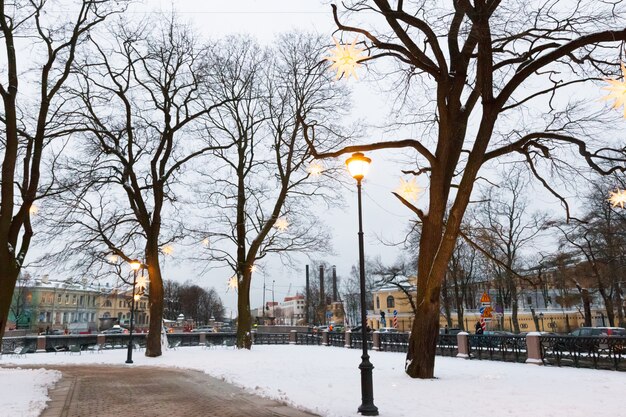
[[0, 368, 61, 417], [2, 346, 625, 417]]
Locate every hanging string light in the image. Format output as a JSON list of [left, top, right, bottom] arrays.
[[227, 275, 238, 291], [609, 188, 626, 208], [274, 217, 289, 232], [602, 63, 626, 117], [395, 178, 423, 203], [325, 37, 366, 80], [307, 161, 324, 176]]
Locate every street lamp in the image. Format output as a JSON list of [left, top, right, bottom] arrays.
[[346, 152, 378, 416], [539, 312, 545, 332], [126, 260, 142, 364]]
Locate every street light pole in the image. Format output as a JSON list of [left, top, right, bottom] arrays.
[[126, 261, 141, 364], [346, 152, 378, 416]]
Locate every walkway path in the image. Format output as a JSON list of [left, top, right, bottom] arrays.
[[39, 365, 319, 417]]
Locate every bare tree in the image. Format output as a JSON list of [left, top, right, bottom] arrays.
[[303, 1, 626, 378], [475, 171, 547, 332], [195, 34, 347, 348], [0, 0, 127, 343], [557, 179, 626, 327], [39, 17, 229, 356]]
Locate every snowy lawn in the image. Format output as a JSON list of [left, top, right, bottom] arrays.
[[0, 367, 61, 417], [2, 345, 625, 417]]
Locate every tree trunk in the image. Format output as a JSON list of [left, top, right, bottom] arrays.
[[614, 284, 625, 327], [145, 249, 164, 357], [236, 270, 252, 349], [598, 287, 615, 327], [441, 275, 452, 327], [406, 219, 445, 379], [406, 290, 440, 378], [530, 307, 540, 332], [512, 299, 521, 333], [581, 288, 592, 327], [0, 265, 19, 342]]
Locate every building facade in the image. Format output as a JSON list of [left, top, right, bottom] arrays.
[[8, 274, 149, 333]]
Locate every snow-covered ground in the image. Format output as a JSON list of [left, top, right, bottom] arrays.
[[2, 346, 625, 417], [0, 367, 61, 417]]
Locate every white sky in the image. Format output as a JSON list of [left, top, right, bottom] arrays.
[[21, 0, 620, 317]]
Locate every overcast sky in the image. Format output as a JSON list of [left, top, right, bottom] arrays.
[[120, 0, 421, 316], [23, 0, 614, 317]]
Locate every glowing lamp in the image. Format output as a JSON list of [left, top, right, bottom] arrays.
[[346, 152, 371, 181]]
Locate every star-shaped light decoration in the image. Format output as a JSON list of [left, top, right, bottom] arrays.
[[325, 37, 366, 80], [250, 264, 258, 273], [307, 161, 324, 177], [136, 275, 148, 291], [29, 204, 39, 215], [201, 238, 210, 248], [274, 217, 289, 232], [602, 63, 626, 118], [133, 293, 141, 302], [609, 188, 626, 208], [395, 178, 423, 203], [227, 275, 238, 291], [107, 254, 119, 264], [161, 245, 174, 255]]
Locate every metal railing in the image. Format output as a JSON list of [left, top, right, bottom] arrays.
[[327, 332, 345, 347], [468, 335, 527, 363], [350, 332, 373, 350], [380, 333, 409, 352], [540, 335, 625, 371], [296, 332, 322, 345], [253, 332, 290, 345], [165, 333, 201, 347], [3, 332, 624, 372], [436, 334, 458, 357]]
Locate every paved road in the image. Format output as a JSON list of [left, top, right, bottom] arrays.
[[40, 365, 319, 417]]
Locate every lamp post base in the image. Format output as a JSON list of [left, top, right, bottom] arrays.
[[358, 355, 378, 416]]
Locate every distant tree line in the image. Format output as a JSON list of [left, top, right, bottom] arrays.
[[163, 280, 225, 325]]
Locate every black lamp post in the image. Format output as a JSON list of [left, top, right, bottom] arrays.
[[539, 312, 545, 332], [346, 152, 378, 416], [126, 261, 142, 364]]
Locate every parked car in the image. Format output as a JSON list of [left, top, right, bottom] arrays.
[[218, 327, 234, 333], [191, 326, 214, 333], [313, 325, 329, 333], [569, 327, 626, 337], [350, 325, 372, 333], [439, 327, 462, 335], [378, 327, 400, 334], [102, 325, 127, 334]]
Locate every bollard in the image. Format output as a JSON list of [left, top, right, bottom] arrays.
[[525, 332, 543, 365], [97, 334, 105, 347], [289, 330, 297, 345], [322, 330, 329, 346], [456, 332, 470, 359], [199, 332, 206, 345], [344, 330, 352, 348], [372, 331, 381, 351]]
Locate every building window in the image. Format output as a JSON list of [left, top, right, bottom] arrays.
[[376, 297, 380, 309], [386, 296, 395, 309], [72, 295, 77, 305], [79, 295, 84, 306], [57, 293, 61, 304], [64, 294, 69, 304]]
